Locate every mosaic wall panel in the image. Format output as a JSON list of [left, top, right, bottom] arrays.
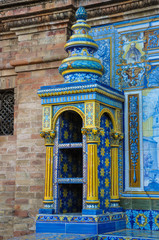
[[94, 39, 110, 85], [126, 209, 159, 231], [59, 184, 82, 213], [97, 113, 112, 213], [85, 102, 94, 126], [143, 89, 159, 191], [53, 103, 84, 115], [90, 25, 119, 88], [59, 148, 83, 178], [59, 111, 82, 143]]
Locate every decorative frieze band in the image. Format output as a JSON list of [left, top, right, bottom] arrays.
[[0, 0, 158, 32], [87, 0, 158, 19], [0, 9, 75, 32]]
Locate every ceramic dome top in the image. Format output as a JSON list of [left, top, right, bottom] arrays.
[[59, 6, 104, 83]]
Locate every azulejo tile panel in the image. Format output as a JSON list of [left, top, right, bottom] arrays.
[[59, 148, 83, 178], [90, 15, 159, 90], [98, 113, 112, 213], [94, 39, 111, 86], [59, 184, 82, 214], [143, 88, 159, 192], [42, 106, 52, 130], [128, 94, 140, 188], [90, 25, 118, 88], [126, 209, 159, 231], [53, 103, 85, 115], [85, 102, 94, 126]]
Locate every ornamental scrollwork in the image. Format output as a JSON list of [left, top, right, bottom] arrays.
[[81, 127, 104, 143], [147, 30, 159, 49], [110, 130, 123, 146], [40, 130, 56, 146], [43, 106, 52, 130], [117, 62, 151, 89], [128, 95, 140, 185]]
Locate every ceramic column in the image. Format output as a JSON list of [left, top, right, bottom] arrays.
[[110, 131, 123, 211], [82, 128, 102, 215], [39, 131, 55, 214]]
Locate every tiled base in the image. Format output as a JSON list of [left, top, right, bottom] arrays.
[[9, 233, 97, 240], [126, 209, 159, 230], [36, 212, 126, 234], [9, 229, 159, 240], [99, 229, 159, 240]]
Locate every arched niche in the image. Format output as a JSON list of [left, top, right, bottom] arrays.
[[52, 106, 85, 132], [99, 108, 116, 132], [58, 110, 83, 144], [53, 109, 85, 214]]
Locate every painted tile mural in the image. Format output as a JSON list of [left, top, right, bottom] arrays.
[[143, 89, 159, 191], [117, 32, 148, 90], [90, 17, 159, 91], [121, 32, 145, 64]]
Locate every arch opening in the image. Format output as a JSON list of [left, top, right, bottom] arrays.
[[54, 110, 84, 214], [59, 110, 83, 144]]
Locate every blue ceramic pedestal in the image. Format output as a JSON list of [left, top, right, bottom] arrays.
[[36, 212, 126, 235]]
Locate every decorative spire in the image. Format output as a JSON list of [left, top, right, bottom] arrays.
[[75, 6, 87, 20], [59, 6, 104, 83]]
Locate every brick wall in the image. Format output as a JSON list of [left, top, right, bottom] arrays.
[[0, 6, 67, 238], [13, 25, 66, 238], [0, 34, 17, 240]]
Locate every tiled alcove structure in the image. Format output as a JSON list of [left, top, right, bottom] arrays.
[[36, 5, 159, 237], [36, 7, 126, 234]]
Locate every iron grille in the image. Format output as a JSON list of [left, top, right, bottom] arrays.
[[0, 89, 14, 135]]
